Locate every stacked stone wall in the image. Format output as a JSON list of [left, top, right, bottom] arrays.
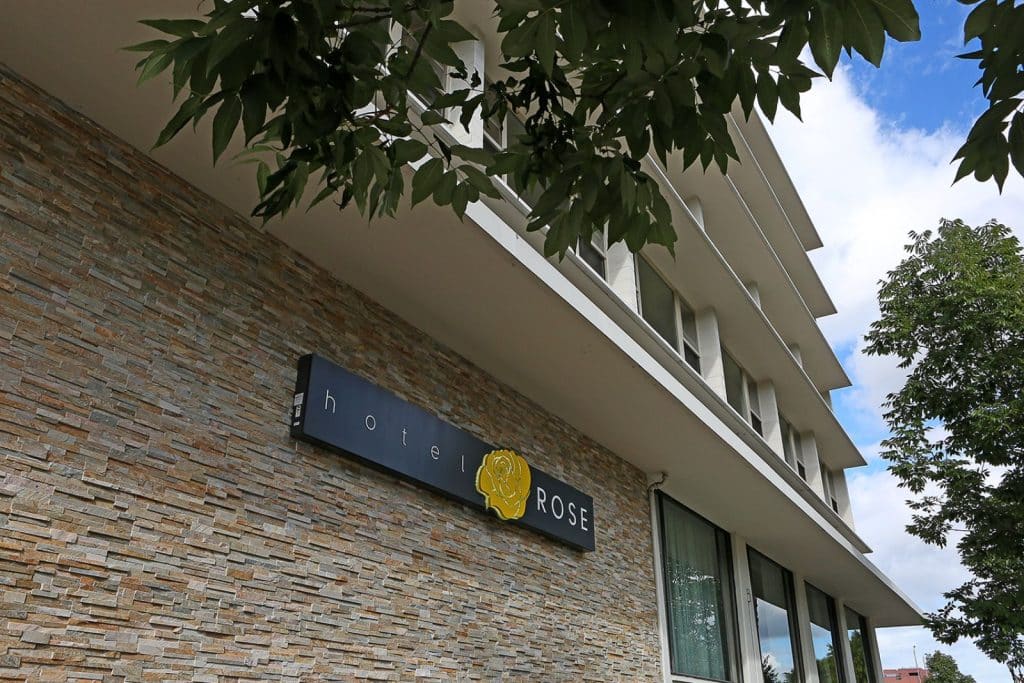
[[0, 68, 662, 681]]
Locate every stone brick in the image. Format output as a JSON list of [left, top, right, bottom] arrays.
[[0, 66, 662, 681]]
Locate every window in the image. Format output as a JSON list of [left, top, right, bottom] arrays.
[[502, 114, 545, 209], [747, 378, 763, 436], [657, 493, 739, 682], [482, 82, 504, 154], [637, 258, 701, 372], [575, 231, 607, 279], [806, 584, 845, 683], [748, 549, 803, 683], [399, 22, 448, 106], [722, 350, 759, 434], [846, 607, 877, 683], [779, 415, 807, 480], [821, 465, 840, 514]]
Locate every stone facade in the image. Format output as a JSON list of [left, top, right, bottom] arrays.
[[0, 68, 662, 681]]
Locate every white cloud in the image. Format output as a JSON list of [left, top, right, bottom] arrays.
[[767, 65, 1024, 682]]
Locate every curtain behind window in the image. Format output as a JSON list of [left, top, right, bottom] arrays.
[[660, 495, 736, 681]]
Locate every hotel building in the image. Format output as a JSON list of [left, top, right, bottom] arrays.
[[0, 3, 919, 681]]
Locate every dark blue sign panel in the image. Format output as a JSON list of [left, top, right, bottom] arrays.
[[290, 354, 596, 551]]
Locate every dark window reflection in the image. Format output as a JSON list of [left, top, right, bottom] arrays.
[[748, 549, 802, 683]]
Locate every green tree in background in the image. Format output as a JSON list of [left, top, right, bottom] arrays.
[[925, 651, 978, 683], [130, 0, 1023, 258], [865, 219, 1024, 683]]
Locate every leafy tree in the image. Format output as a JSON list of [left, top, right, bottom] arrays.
[[849, 630, 871, 683], [924, 651, 978, 683], [865, 219, 1024, 683], [129, 0, 1023, 257]]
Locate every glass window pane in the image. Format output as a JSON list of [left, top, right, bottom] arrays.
[[680, 300, 699, 350], [780, 416, 796, 469], [723, 351, 745, 416], [747, 378, 760, 416], [577, 237, 606, 279], [659, 495, 737, 681], [638, 259, 679, 348], [684, 345, 702, 374], [748, 549, 802, 683], [806, 585, 844, 683], [846, 607, 876, 683]]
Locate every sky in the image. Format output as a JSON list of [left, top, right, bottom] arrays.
[[766, 2, 1024, 680]]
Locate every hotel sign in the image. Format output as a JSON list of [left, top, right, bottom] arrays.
[[290, 354, 596, 551]]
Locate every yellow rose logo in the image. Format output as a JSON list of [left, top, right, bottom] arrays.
[[475, 449, 531, 521]]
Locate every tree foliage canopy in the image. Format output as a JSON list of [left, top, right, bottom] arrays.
[[129, 0, 1022, 256], [924, 650, 978, 683], [865, 219, 1024, 682]]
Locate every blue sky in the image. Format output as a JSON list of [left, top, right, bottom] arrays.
[[768, 3, 1024, 680], [846, 0, 984, 133]]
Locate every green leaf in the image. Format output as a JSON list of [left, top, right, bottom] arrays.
[[1009, 113, 1024, 178], [459, 164, 501, 198], [535, 13, 557, 75], [139, 18, 205, 37], [124, 39, 171, 53], [756, 72, 779, 120], [240, 79, 267, 143], [701, 34, 730, 78], [136, 53, 173, 85], [450, 144, 494, 165], [212, 96, 242, 163], [963, 0, 995, 43], [256, 161, 270, 195], [433, 170, 458, 205], [411, 158, 444, 206], [392, 139, 428, 164], [452, 182, 471, 218], [420, 110, 448, 126], [778, 76, 802, 119], [869, 0, 921, 41], [155, 95, 204, 148], [775, 22, 809, 64], [843, 0, 886, 66], [501, 18, 539, 58], [808, 0, 844, 77]]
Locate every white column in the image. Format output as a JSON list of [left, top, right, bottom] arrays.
[[831, 470, 856, 528], [865, 617, 886, 683], [648, 492, 673, 683], [801, 433, 826, 500], [606, 243, 639, 313], [731, 535, 762, 683], [745, 282, 762, 308], [821, 389, 833, 409], [684, 195, 704, 230], [792, 575, 821, 683], [696, 307, 727, 398], [789, 343, 803, 368], [757, 380, 784, 457]]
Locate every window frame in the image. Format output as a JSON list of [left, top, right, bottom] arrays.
[[636, 256, 702, 373], [845, 607, 878, 683], [654, 492, 741, 683], [574, 229, 608, 279], [722, 348, 762, 435], [746, 547, 805, 683], [778, 414, 807, 481], [805, 583, 847, 683], [820, 465, 840, 514]]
